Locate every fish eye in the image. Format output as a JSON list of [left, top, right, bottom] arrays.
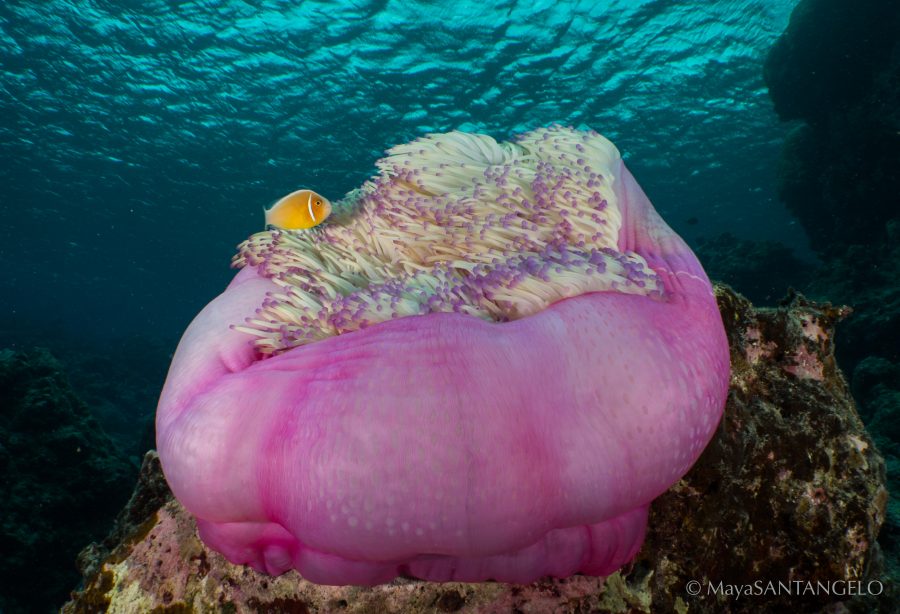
[[316, 200, 322, 205]]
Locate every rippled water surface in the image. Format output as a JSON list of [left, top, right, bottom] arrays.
[[1, 0, 801, 341]]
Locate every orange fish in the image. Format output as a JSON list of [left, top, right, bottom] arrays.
[[264, 189, 332, 230]]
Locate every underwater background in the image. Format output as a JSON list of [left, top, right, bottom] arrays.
[[2, 0, 898, 612]]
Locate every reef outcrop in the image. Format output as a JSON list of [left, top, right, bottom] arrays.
[[764, 0, 900, 588], [0, 348, 135, 614], [64, 286, 891, 613], [763, 0, 900, 253]]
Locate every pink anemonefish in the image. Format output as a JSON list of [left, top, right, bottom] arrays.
[[264, 189, 332, 230]]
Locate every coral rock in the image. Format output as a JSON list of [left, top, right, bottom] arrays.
[[63, 286, 891, 613]]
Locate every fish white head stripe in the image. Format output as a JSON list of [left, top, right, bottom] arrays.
[[307, 192, 316, 222]]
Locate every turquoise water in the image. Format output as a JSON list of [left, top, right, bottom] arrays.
[[1, 0, 802, 343]]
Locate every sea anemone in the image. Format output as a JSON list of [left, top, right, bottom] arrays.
[[233, 128, 663, 351], [156, 125, 730, 585]]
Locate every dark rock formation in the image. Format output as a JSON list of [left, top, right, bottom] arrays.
[[764, 0, 900, 584], [694, 233, 815, 306], [62, 287, 894, 613], [764, 0, 900, 253], [0, 348, 136, 614], [56, 335, 172, 459], [0, 323, 174, 460], [853, 354, 900, 583], [764, 0, 899, 124], [804, 233, 900, 374]]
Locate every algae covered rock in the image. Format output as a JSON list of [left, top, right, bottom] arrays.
[[634, 287, 890, 613], [62, 287, 891, 613]]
